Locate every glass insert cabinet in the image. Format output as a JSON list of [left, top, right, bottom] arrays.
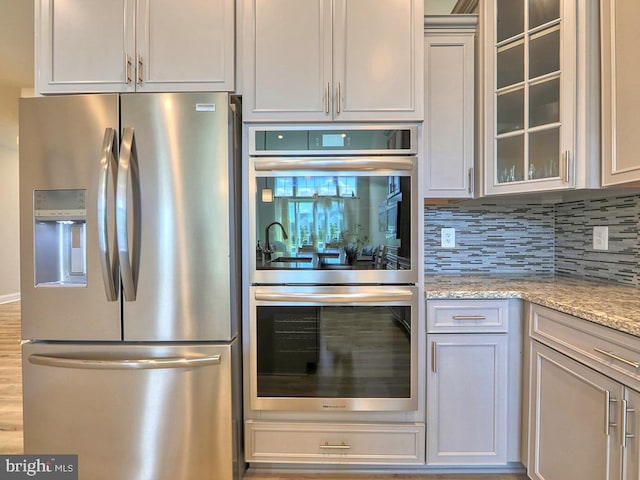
[[484, 0, 577, 194]]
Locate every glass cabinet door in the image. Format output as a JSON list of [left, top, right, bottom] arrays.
[[491, 0, 571, 191]]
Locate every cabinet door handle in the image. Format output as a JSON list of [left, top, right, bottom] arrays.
[[137, 55, 143, 85], [468, 167, 474, 194], [337, 82, 341, 115], [606, 390, 618, 436], [594, 348, 640, 369], [622, 399, 636, 448], [126, 55, 132, 84], [319, 442, 350, 450], [561, 150, 571, 183], [325, 83, 330, 114], [452, 315, 486, 321], [431, 342, 437, 373]]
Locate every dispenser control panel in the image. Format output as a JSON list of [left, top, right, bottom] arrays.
[[34, 189, 86, 221]]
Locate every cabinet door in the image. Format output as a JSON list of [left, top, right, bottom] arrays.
[[483, 0, 576, 195], [423, 28, 475, 198], [135, 0, 234, 92], [601, 0, 640, 186], [528, 341, 623, 480], [624, 388, 640, 480], [333, 0, 423, 121], [36, 0, 135, 93], [243, 0, 332, 121], [426, 334, 508, 465]]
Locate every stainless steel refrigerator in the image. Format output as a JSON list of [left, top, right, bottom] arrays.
[[19, 92, 243, 480]]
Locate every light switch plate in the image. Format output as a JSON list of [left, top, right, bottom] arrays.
[[593, 226, 609, 251]]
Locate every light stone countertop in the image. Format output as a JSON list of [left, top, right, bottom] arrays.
[[425, 275, 640, 338]]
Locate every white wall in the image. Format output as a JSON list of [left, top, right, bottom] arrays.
[[424, 0, 458, 14], [0, 86, 21, 302]]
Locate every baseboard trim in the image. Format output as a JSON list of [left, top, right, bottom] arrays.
[[0, 293, 20, 304]]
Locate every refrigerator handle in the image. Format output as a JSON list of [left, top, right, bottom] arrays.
[[29, 354, 222, 370], [98, 128, 119, 301], [116, 127, 139, 301]]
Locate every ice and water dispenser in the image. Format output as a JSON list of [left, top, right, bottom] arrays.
[[33, 189, 87, 287]]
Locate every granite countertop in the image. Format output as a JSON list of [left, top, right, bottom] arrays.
[[425, 275, 640, 337]]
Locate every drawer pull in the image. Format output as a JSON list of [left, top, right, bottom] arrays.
[[594, 348, 640, 369], [452, 315, 487, 320], [319, 442, 350, 450]]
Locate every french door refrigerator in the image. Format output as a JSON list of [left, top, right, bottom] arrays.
[[19, 92, 242, 480]]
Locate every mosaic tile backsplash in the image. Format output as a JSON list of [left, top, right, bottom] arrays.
[[555, 195, 640, 285], [424, 203, 555, 275], [424, 194, 640, 285]]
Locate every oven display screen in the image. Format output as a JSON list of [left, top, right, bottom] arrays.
[[321, 133, 345, 148]]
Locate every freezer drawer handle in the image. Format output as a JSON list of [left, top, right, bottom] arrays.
[[116, 127, 140, 301], [28, 354, 222, 370], [98, 128, 119, 301]]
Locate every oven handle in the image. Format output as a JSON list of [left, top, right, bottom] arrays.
[[254, 290, 414, 303], [253, 157, 415, 172]]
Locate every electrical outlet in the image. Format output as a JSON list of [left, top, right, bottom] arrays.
[[441, 228, 455, 248], [593, 226, 609, 251]]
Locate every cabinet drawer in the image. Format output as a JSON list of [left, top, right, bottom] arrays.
[[245, 421, 425, 464], [530, 303, 640, 391], [427, 299, 509, 333]]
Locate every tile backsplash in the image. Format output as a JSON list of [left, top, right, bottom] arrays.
[[424, 203, 555, 275], [555, 195, 640, 285], [424, 194, 640, 285]]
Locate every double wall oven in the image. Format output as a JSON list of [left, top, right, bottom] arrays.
[[247, 125, 419, 412]]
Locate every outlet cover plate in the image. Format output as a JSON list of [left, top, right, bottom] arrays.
[[593, 226, 609, 251], [441, 228, 456, 248]]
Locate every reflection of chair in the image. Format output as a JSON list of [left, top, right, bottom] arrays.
[[325, 242, 342, 250], [373, 245, 388, 270]]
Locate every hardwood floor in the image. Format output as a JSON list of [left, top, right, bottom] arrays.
[[0, 302, 527, 479], [244, 473, 527, 480], [0, 302, 22, 454]]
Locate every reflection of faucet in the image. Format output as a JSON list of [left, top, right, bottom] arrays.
[[264, 221, 288, 262]]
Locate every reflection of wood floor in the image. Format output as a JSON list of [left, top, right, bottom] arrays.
[[0, 303, 527, 479]]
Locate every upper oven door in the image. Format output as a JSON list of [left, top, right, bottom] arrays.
[[249, 155, 418, 285]]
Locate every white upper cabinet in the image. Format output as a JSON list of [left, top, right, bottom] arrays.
[[243, 0, 423, 121], [36, 0, 235, 94], [423, 15, 476, 199], [601, 0, 640, 186], [482, 0, 599, 195]]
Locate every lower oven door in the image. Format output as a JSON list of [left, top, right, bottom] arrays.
[[250, 285, 418, 412]]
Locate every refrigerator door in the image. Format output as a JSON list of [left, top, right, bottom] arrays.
[[120, 92, 239, 341], [23, 341, 241, 480], [19, 95, 121, 341]]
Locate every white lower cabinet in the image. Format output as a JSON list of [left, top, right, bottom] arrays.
[[528, 341, 622, 480], [425, 299, 519, 466], [624, 388, 640, 479], [426, 333, 508, 464], [526, 303, 640, 480], [244, 421, 425, 464]]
